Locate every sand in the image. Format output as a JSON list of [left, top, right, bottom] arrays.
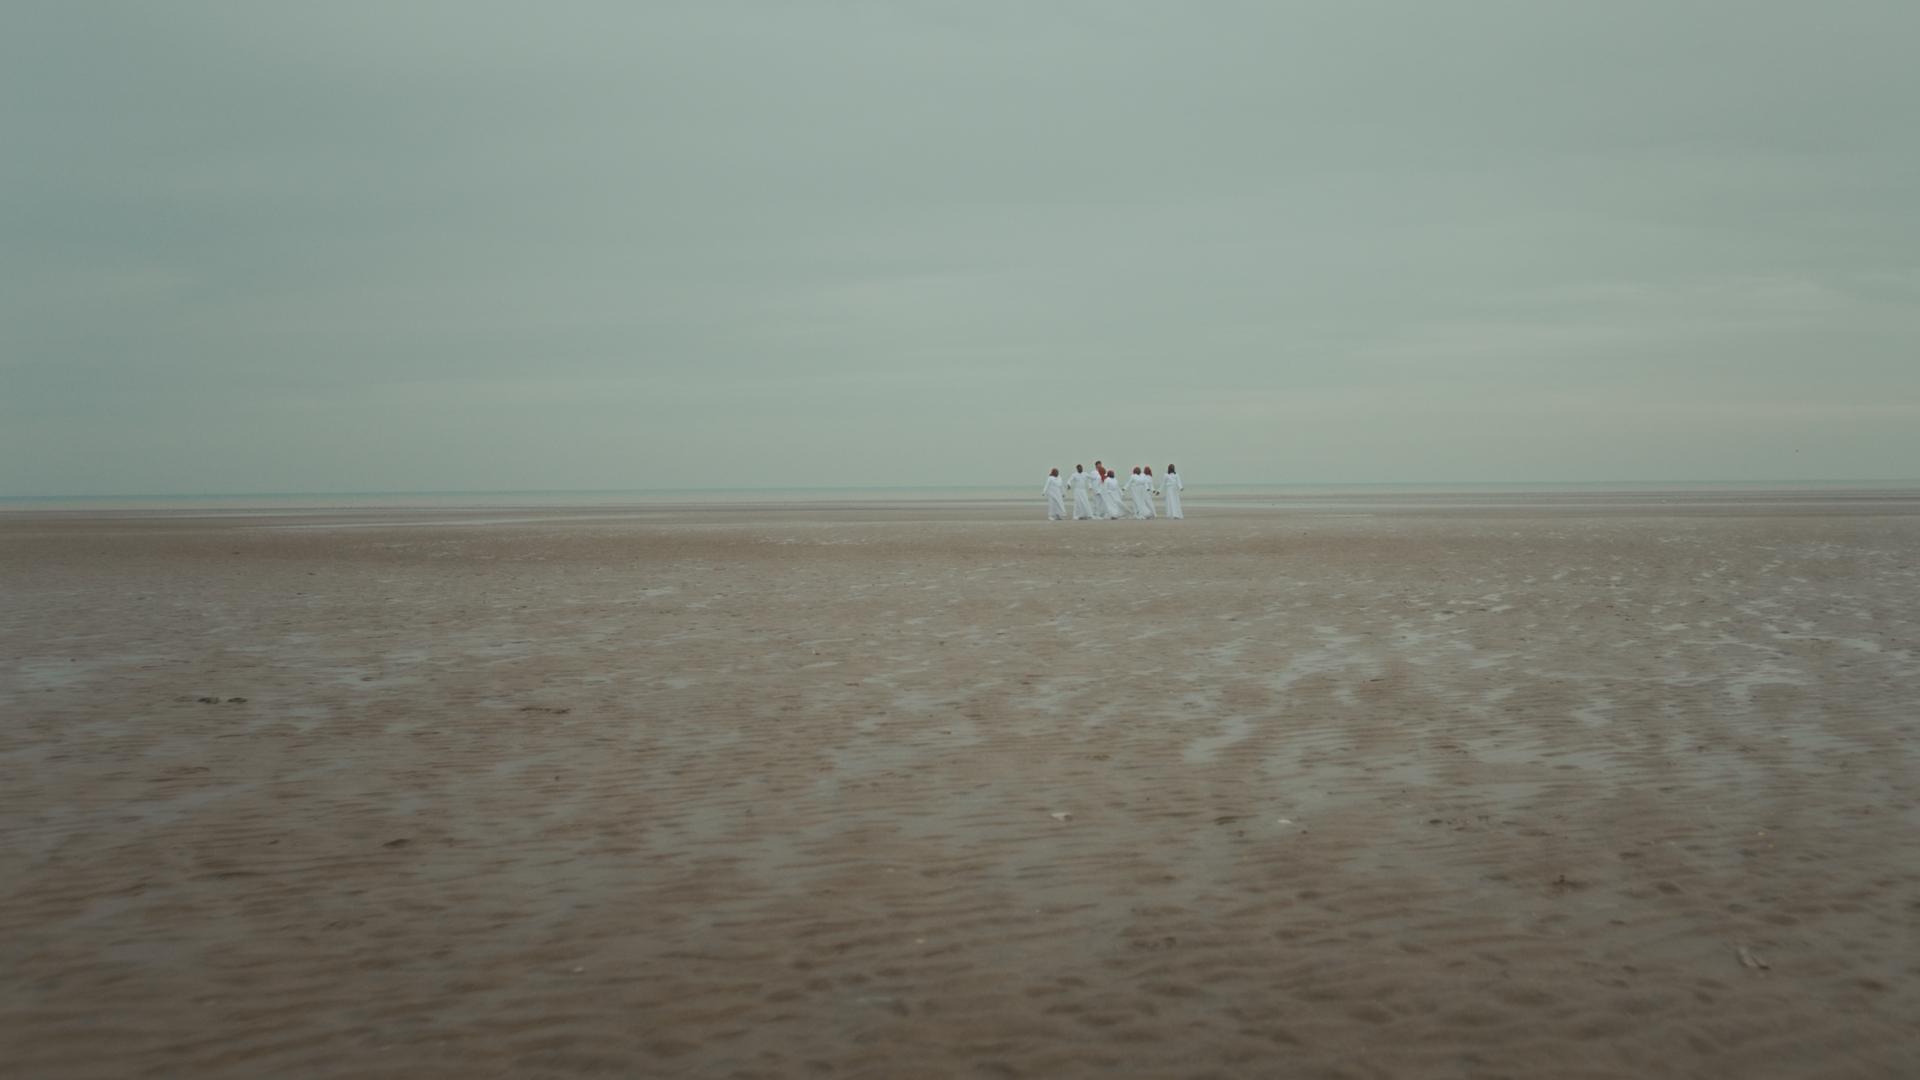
[[4, 492, 1919, 1078]]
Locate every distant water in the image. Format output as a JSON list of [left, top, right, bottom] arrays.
[[3, 481, 1917, 514], [1, 488, 1039, 513]]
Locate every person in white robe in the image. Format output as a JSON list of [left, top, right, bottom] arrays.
[[1126, 468, 1150, 519], [1101, 470, 1125, 519], [1141, 468, 1158, 518], [1091, 464, 1109, 518], [1042, 468, 1067, 520], [1068, 465, 1095, 520], [1161, 463, 1183, 519]]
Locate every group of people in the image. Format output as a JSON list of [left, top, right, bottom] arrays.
[[1042, 462, 1183, 521]]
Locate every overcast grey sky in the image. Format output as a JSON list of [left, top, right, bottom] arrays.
[[5, 2, 1916, 495]]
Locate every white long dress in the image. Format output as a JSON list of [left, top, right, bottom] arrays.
[[1089, 475, 1107, 519], [1127, 473, 1152, 518], [1068, 470, 1094, 520], [1102, 475, 1125, 519], [1141, 474, 1158, 518], [1042, 474, 1066, 520], [1162, 471, 1183, 518]]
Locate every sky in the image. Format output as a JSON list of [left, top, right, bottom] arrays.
[[4, 2, 1917, 495]]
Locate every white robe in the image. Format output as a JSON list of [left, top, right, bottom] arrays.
[[1161, 471, 1183, 518], [1068, 470, 1094, 520], [1101, 475, 1125, 518], [1128, 473, 1154, 519], [1042, 474, 1066, 520]]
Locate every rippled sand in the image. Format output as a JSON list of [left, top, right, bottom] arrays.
[[4, 493, 1919, 1078]]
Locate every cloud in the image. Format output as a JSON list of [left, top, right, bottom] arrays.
[[3, 1, 1917, 493]]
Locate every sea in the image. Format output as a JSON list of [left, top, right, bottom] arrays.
[[4, 481, 1917, 516]]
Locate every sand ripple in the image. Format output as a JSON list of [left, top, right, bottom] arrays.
[[4, 498, 1919, 1077]]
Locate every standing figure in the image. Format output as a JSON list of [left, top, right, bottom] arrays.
[[1162, 464, 1184, 519], [1102, 469, 1126, 519], [1141, 467, 1158, 519], [1127, 468, 1150, 519], [1068, 465, 1095, 520], [1042, 468, 1067, 520]]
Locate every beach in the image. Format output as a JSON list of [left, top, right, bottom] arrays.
[[4, 492, 1918, 1078]]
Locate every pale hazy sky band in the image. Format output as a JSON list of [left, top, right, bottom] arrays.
[[4, 3, 1916, 495]]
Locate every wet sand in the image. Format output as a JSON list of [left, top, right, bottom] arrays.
[[4, 494, 1919, 1078]]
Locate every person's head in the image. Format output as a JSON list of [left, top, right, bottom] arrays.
[[1050, 468, 1058, 476], [1168, 464, 1176, 473], [1075, 464, 1083, 473], [1145, 467, 1153, 475], [1133, 467, 1141, 475], [1094, 460, 1103, 470]]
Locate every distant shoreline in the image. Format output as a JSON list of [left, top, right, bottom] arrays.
[[4, 480, 1919, 517]]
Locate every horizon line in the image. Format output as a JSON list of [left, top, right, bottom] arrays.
[[7, 478, 1920, 503]]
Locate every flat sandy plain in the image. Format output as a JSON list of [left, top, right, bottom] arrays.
[[4, 491, 1919, 1079]]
